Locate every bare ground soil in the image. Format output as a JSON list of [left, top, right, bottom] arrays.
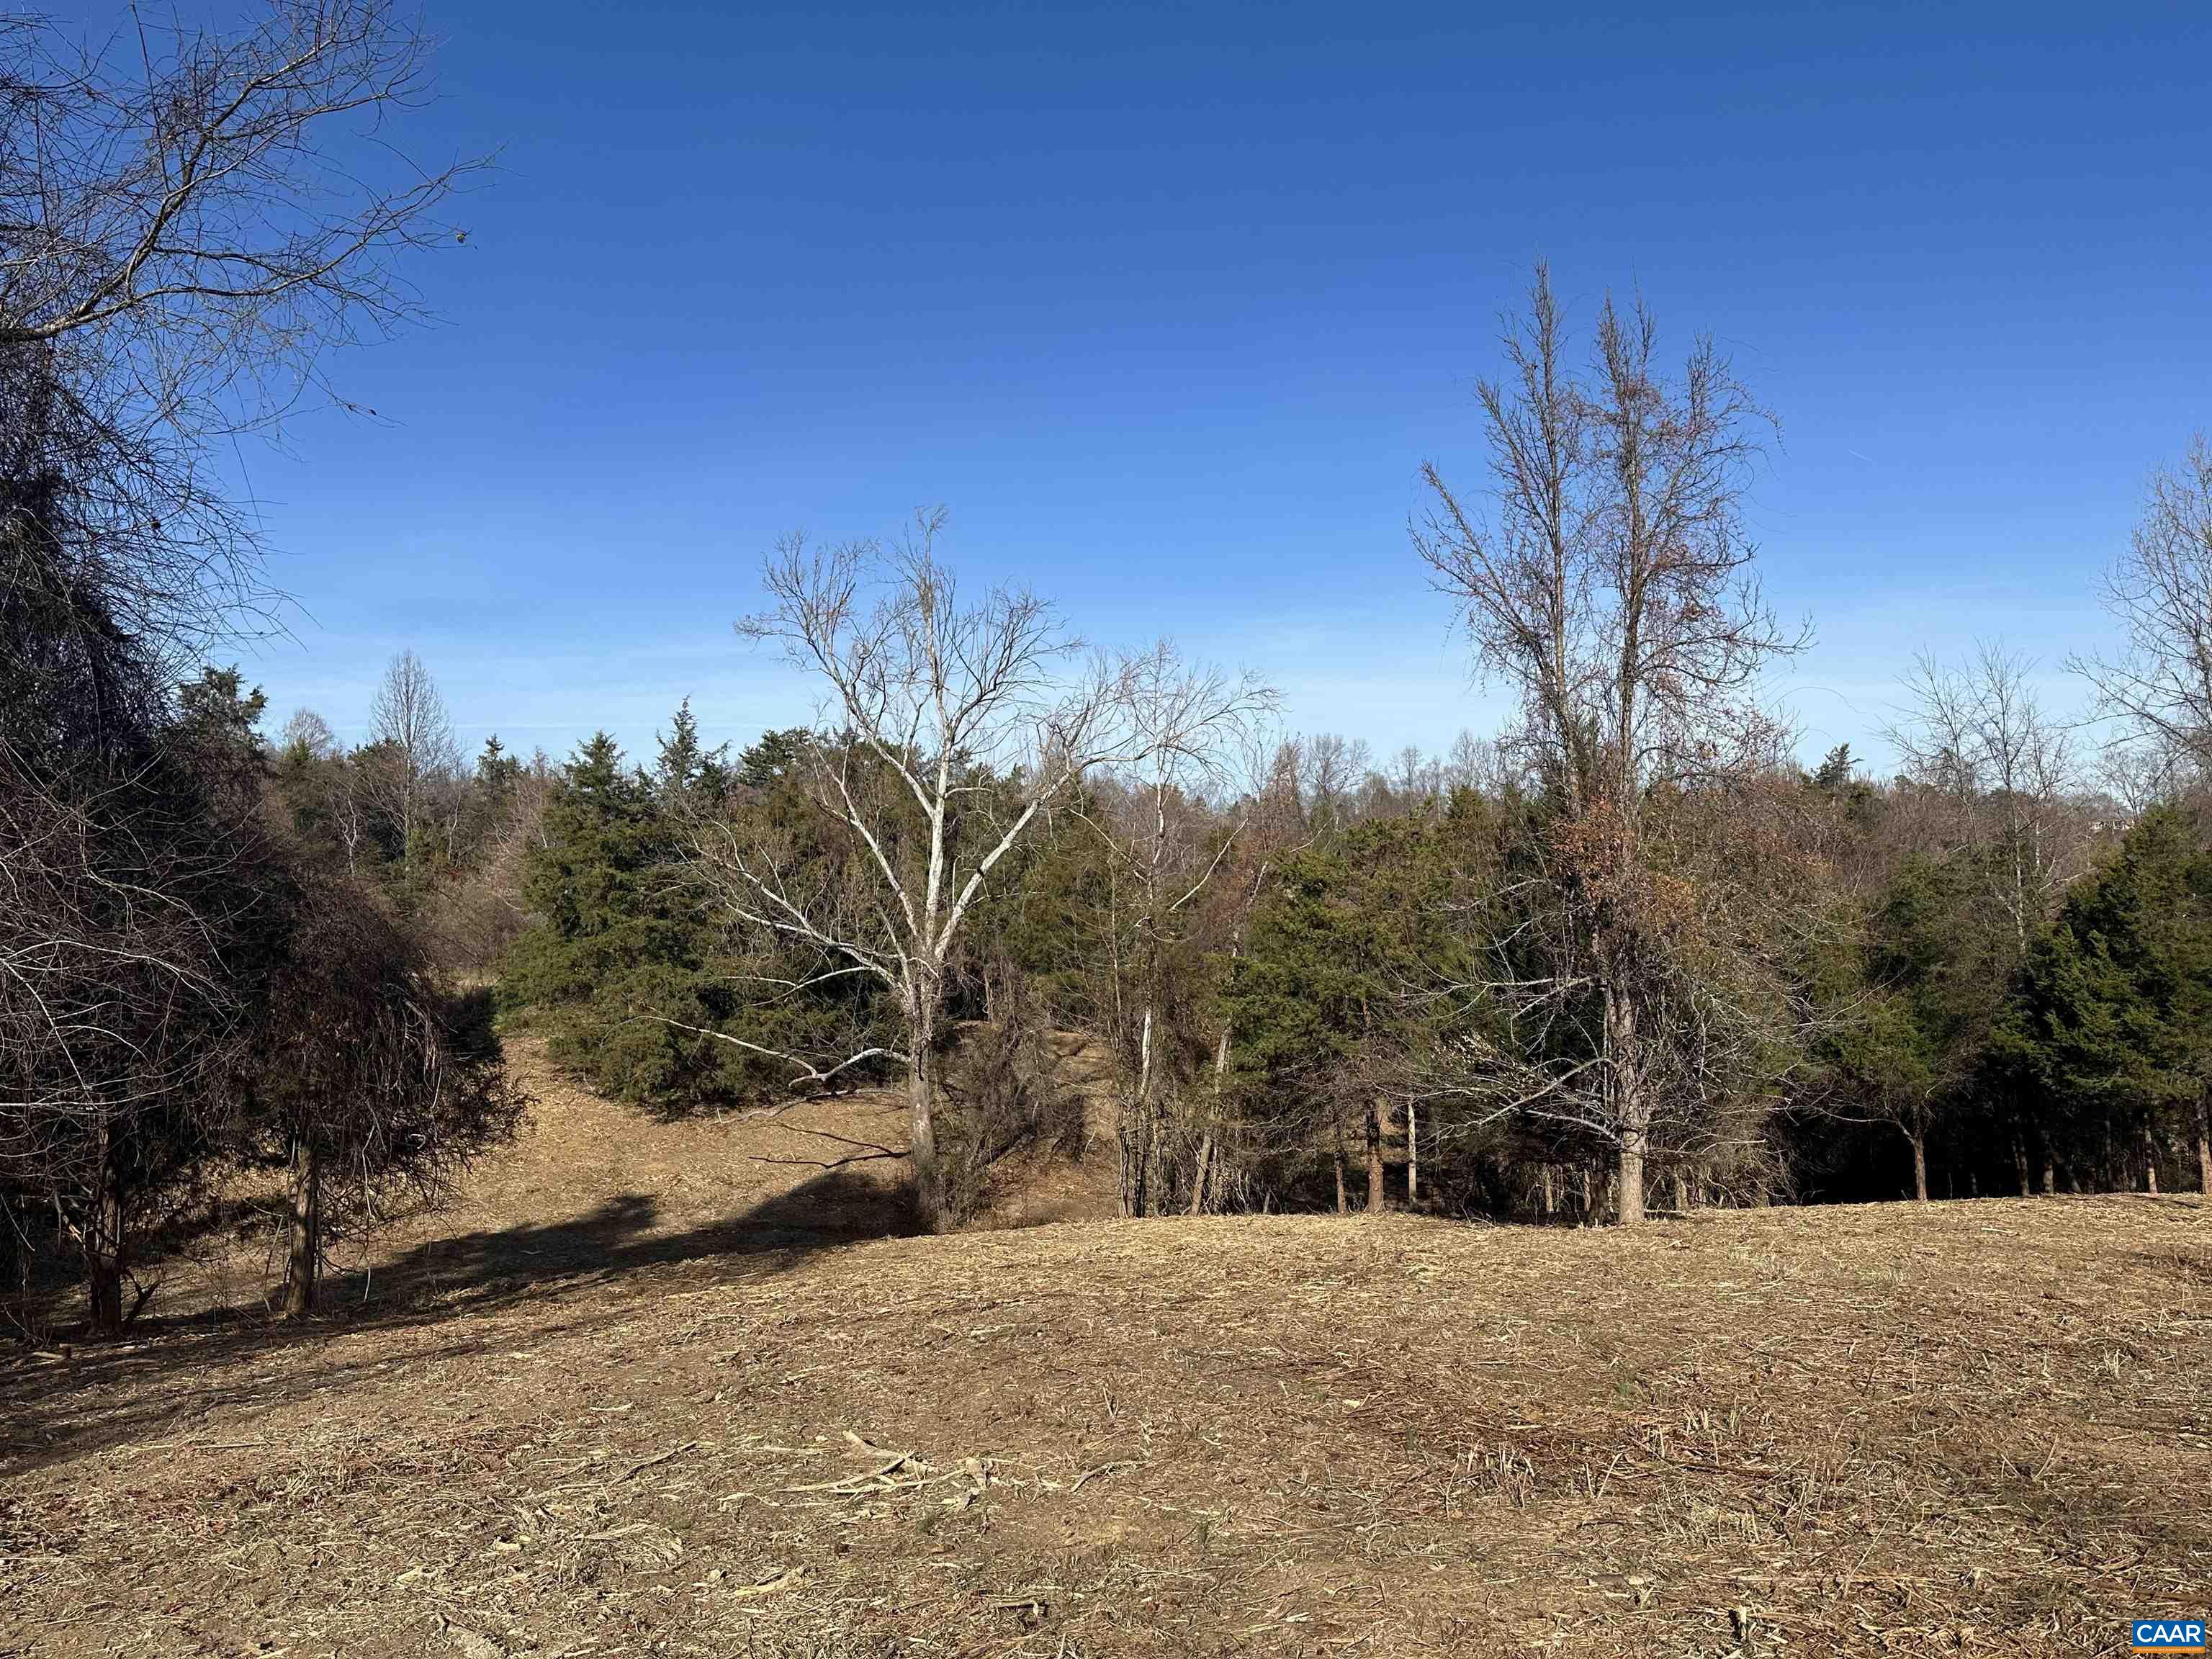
[[3, 1039, 2208, 1658]]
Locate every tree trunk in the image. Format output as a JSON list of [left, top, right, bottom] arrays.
[[1910, 1131, 1929, 1203], [1616, 1143, 1645, 1225], [1188, 1022, 1233, 1217], [86, 1127, 125, 1334], [2144, 1125, 2159, 1195], [1671, 1169, 1688, 1214], [1137, 1003, 1156, 1208], [907, 1000, 942, 1227], [1116, 1107, 1143, 1216], [1406, 1101, 1419, 1208], [1365, 1101, 1385, 1213], [1333, 1123, 1348, 1215], [2013, 1133, 2031, 1198], [1606, 987, 1647, 1226], [1118, 1002, 1159, 1218], [1539, 1164, 1556, 1220], [2042, 1156, 2056, 1195], [1583, 1164, 1614, 1228], [2196, 1098, 2211, 1195], [282, 1136, 322, 1319]]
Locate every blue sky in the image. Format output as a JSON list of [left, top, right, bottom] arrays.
[[172, 1, 2208, 774]]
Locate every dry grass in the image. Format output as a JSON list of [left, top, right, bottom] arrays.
[[3, 1041, 2208, 1656]]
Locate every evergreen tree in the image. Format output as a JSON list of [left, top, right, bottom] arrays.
[[1995, 807, 2212, 1193], [1830, 856, 2010, 1197], [652, 698, 730, 805], [1224, 811, 1485, 1210], [502, 718, 891, 1110]]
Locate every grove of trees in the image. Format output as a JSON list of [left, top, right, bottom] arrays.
[[498, 368, 2212, 1228]]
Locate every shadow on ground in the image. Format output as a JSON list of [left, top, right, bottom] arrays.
[[346, 1163, 918, 1318], [0, 1164, 918, 1475]]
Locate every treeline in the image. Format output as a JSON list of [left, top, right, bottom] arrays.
[[492, 279, 2212, 1228], [497, 685, 2211, 1225], [271, 650, 558, 976]]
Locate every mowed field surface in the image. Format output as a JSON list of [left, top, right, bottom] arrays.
[[3, 1041, 2209, 1658]]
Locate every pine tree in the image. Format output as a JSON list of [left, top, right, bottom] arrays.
[[502, 719, 892, 1110], [1995, 807, 2212, 1193], [1223, 813, 1483, 1210]]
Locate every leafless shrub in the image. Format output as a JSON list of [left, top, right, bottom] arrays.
[[240, 868, 527, 1318], [934, 969, 1082, 1224]]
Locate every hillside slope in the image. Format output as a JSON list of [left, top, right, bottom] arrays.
[[145, 1030, 1124, 1321], [423, 1028, 1128, 1239], [2, 1044, 2208, 1657]]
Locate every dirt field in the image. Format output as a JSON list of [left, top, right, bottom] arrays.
[[4, 1040, 2208, 1658]]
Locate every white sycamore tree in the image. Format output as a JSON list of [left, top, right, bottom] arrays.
[[697, 511, 1241, 1222]]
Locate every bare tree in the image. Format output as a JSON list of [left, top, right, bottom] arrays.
[[2072, 436, 2212, 785], [2098, 741, 2177, 821], [279, 708, 338, 760], [367, 648, 458, 868], [693, 513, 1156, 1223], [1887, 642, 2095, 947], [1442, 727, 1512, 796], [1302, 732, 1371, 830], [1, 0, 487, 657], [1391, 744, 1426, 800], [1413, 264, 1804, 1223], [1077, 643, 1275, 1215]]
